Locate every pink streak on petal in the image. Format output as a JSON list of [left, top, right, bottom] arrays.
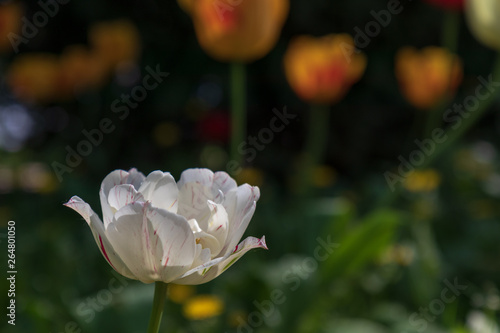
[[99, 235, 117, 270]]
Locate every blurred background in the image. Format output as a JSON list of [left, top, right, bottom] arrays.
[[1, 0, 500, 332]]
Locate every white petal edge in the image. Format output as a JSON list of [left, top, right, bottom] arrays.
[[64, 196, 137, 280], [173, 236, 267, 285], [220, 184, 260, 256]]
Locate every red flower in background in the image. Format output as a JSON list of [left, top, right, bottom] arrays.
[[424, 0, 464, 10], [197, 112, 230, 143]]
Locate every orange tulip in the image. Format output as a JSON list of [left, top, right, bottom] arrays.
[[284, 34, 367, 105], [178, 0, 289, 62], [7, 54, 59, 104], [395, 46, 463, 109], [0, 1, 23, 53]]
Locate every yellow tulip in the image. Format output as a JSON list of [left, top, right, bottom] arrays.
[[465, 0, 500, 51], [395, 46, 462, 109], [284, 34, 367, 105], [178, 0, 289, 62]]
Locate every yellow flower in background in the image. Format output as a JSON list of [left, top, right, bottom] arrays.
[[183, 294, 224, 320], [465, 0, 500, 51], [179, 0, 289, 62], [235, 167, 264, 188], [395, 46, 463, 109], [168, 284, 195, 304], [152, 122, 182, 148], [284, 34, 367, 105], [0, 1, 22, 53], [312, 165, 337, 188], [88, 19, 141, 71], [7, 54, 59, 104], [404, 169, 441, 192], [380, 244, 415, 266]]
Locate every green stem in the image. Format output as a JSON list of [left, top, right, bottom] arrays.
[[230, 62, 247, 167], [147, 282, 168, 333], [297, 104, 330, 196], [441, 10, 460, 52], [423, 10, 460, 137]]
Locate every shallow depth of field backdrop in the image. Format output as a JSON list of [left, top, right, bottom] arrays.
[[2, 0, 500, 332]]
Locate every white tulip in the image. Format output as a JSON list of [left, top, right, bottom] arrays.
[[465, 0, 500, 50], [65, 168, 266, 285]]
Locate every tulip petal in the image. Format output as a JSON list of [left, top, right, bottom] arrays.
[[137, 171, 179, 213], [191, 244, 212, 268], [108, 184, 145, 212], [188, 217, 220, 259], [205, 201, 229, 257], [193, 230, 220, 258], [106, 202, 196, 283], [178, 182, 213, 230], [178, 168, 236, 202], [220, 184, 260, 256], [213, 171, 238, 195], [178, 168, 214, 187], [64, 196, 136, 280], [100, 168, 145, 227], [174, 236, 267, 285], [145, 204, 198, 282]]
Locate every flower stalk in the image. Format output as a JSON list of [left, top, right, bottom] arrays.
[[147, 282, 168, 333], [297, 104, 330, 196], [423, 10, 461, 137], [230, 62, 247, 166]]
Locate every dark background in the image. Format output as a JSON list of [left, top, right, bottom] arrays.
[[1, 0, 500, 332]]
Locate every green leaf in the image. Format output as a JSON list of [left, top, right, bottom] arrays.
[[321, 208, 402, 281]]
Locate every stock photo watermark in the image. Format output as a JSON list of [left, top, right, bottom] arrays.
[[341, 0, 412, 62], [51, 269, 129, 333], [405, 277, 468, 332], [227, 106, 298, 176], [384, 74, 500, 191], [236, 235, 339, 333], [8, 0, 70, 53], [76, 270, 129, 323], [51, 65, 169, 182], [6, 220, 16, 326]]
